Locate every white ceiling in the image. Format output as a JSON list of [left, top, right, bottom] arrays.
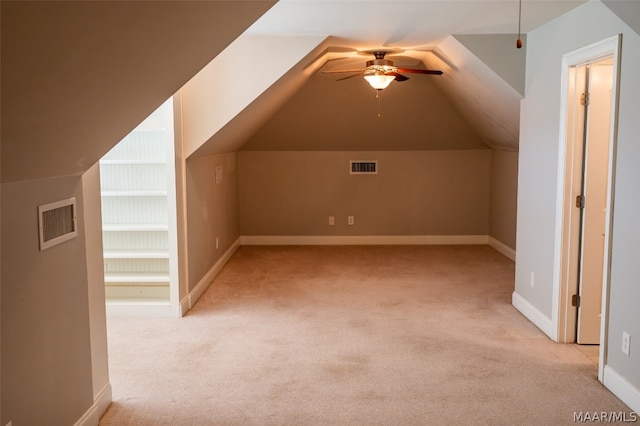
[[222, 0, 588, 153], [246, 0, 586, 51]]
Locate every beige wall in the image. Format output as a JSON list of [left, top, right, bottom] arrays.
[[242, 71, 486, 152], [238, 150, 491, 237], [489, 150, 518, 249], [186, 153, 240, 292], [1, 176, 94, 425]]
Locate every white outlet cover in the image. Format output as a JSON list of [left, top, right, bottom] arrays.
[[622, 331, 631, 356]]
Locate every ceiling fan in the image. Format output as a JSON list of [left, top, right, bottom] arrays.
[[322, 51, 443, 90]]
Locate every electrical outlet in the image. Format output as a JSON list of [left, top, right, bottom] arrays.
[[329, 216, 335, 226], [529, 272, 535, 287], [622, 331, 631, 356], [348, 216, 354, 225]]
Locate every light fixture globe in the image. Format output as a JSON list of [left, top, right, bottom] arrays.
[[364, 71, 396, 90], [363, 53, 398, 90]]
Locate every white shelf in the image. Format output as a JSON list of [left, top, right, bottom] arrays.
[[101, 190, 168, 197], [100, 99, 176, 311], [102, 224, 169, 232], [104, 272, 170, 283], [103, 250, 170, 259], [100, 159, 166, 165]]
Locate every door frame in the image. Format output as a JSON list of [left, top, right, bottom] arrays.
[[553, 34, 621, 381]]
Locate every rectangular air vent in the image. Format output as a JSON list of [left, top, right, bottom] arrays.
[[350, 160, 378, 175], [38, 197, 78, 250]]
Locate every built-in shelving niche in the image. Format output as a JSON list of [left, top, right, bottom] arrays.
[[100, 99, 179, 316]]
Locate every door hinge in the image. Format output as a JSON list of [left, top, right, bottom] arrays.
[[580, 92, 590, 106], [572, 294, 581, 308], [576, 195, 585, 209]]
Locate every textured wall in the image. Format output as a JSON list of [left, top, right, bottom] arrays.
[[490, 150, 518, 249], [242, 71, 485, 152], [1, 176, 94, 425], [186, 153, 240, 292], [239, 150, 490, 237]]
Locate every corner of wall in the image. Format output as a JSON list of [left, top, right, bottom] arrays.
[[512, 291, 556, 341], [181, 237, 241, 314], [488, 236, 515, 261]]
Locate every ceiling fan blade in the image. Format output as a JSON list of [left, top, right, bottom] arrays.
[[336, 73, 364, 81], [322, 69, 366, 74], [387, 72, 409, 82], [396, 68, 443, 75]]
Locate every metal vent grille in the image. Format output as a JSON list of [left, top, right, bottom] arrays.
[[38, 198, 78, 250], [350, 161, 378, 174]]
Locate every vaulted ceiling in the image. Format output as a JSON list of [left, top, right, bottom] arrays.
[[2, 0, 596, 183]]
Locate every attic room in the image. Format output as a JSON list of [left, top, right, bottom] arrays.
[[2, 1, 640, 424]]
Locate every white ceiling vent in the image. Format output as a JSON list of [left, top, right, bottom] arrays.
[[350, 160, 378, 175], [38, 197, 78, 250]]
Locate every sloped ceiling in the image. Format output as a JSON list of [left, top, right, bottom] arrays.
[[240, 39, 524, 152], [246, 1, 586, 51], [182, 34, 329, 157], [1, 0, 276, 183], [424, 35, 525, 151], [1, 0, 591, 182], [603, 1, 640, 35], [220, 0, 586, 154], [242, 56, 486, 151]]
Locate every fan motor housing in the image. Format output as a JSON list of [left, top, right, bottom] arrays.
[[366, 59, 394, 68]]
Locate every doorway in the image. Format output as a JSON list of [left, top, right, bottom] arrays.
[[556, 35, 621, 379]]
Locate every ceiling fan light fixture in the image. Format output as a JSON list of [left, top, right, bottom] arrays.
[[364, 71, 395, 90]]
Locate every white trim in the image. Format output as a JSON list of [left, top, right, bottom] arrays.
[[603, 366, 640, 414], [512, 291, 556, 340], [74, 383, 112, 426], [179, 237, 241, 315], [240, 235, 489, 246], [599, 34, 622, 383], [554, 34, 621, 375], [488, 236, 516, 261]]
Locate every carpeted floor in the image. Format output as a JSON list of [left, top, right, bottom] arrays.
[[100, 245, 631, 425]]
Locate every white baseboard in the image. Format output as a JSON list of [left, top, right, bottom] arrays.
[[240, 234, 489, 246], [603, 365, 640, 414], [512, 291, 556, 340], [74, 382, 112, 426], [488, 236, 516, 261], [180, 237, 241, 315]]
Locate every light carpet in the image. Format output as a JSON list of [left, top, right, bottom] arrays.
[[100, 245, 631, 425]]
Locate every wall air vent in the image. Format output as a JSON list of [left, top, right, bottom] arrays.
[[38, 197, 78, 250], [350, 160, 378, 175]]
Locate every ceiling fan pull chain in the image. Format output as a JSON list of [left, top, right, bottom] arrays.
[[517, 0, 523, 48], [377, 89, 382, 118]]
